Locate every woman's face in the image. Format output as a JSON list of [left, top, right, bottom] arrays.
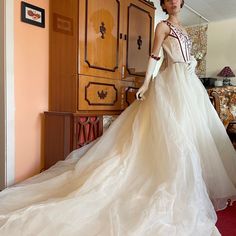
[[162, 0, 182, 15]]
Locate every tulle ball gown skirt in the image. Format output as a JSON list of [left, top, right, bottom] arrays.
[[0, 62, 235, 236]]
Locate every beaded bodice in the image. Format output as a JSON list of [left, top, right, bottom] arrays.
[[162, 20, 192, 63]]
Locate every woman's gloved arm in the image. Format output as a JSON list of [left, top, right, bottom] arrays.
[[136, 22, 168, 101], [187, 55, 197, 75], [136, 53, 163, 100]]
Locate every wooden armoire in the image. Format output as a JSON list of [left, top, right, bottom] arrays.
[[44, 0, 156, 169]]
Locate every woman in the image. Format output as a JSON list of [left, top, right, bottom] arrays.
[[0, 0, 235, 235]]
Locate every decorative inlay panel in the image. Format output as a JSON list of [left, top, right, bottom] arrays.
[[53, 13, 73, 35], [85, 82, 118, 106]]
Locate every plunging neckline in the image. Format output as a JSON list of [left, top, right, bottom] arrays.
[[165, 20, 189, 37]]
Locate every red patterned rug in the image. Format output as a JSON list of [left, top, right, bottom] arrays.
[[216, 202, 236, 236]]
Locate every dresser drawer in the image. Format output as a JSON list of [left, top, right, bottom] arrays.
[[78, 75, 123, 111]]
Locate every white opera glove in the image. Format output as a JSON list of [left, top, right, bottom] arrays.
[[187, 55, 197, 75], [136, 51, 163, 101], [136, 80, 149, 101]]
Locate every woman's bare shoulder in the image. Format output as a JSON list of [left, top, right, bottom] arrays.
[[155, 21, 170, 36]]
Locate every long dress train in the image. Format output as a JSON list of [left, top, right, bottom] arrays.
[[0, 20, 235, 236]]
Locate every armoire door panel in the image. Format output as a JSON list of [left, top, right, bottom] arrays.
[[79, 0, 123, 79], [125, 0, 154, 77]]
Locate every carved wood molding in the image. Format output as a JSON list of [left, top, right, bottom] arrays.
[[139, 0, 156, 8]]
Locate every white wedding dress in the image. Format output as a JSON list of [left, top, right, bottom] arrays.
[[0, 21, 235, 236]]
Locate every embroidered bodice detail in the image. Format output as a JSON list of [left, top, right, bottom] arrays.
[[162, 20, 192, 63]]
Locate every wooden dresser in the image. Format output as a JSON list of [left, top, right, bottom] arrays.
[[208, 86, 236, 149], [44, 0, 156, 168]]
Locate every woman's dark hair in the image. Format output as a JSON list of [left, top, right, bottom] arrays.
[[160, 0, 185, 14]]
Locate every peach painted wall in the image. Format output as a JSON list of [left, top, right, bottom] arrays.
[[14, 0, 49, 182]]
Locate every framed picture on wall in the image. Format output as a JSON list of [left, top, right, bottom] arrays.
[[21, 1, 45, 28]]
